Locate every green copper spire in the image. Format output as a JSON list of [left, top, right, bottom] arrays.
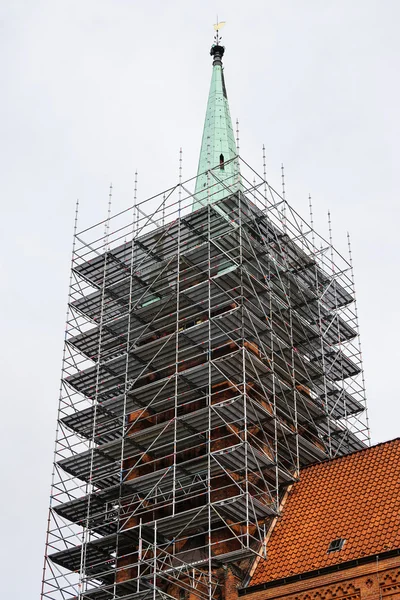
[[193, 41, 240, 211]]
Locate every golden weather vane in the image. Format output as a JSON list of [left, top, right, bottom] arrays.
[[213, 18, 226, 44]]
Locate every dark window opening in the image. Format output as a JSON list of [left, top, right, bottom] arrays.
[[221, 71, 228, 99], [179, 589, 186, 600], [219, 154, 225, 170], [327, 538, 346, 553]]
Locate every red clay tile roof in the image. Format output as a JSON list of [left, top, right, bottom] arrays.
[[250, 438, 400, 586]]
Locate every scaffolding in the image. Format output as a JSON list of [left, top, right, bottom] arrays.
[[41, 157, 369, 600]]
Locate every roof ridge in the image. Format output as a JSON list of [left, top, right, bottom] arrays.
[[300, 437, 400, 472]]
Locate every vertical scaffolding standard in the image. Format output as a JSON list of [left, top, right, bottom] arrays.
[[41, 158, 369, 600]]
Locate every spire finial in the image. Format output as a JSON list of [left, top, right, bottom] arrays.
[[211, 20, 226, 65]]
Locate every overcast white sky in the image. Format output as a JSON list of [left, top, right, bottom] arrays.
[[1, 0, 399, 596]]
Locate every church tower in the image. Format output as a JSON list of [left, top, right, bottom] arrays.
[[41, 34, 369, 600]]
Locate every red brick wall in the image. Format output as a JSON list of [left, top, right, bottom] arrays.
[[244, 556, 400, 600]]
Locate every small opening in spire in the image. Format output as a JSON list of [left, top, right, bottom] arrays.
[[219, 154, 225, 170]]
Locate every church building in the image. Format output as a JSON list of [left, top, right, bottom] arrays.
[[39, 31, 392, 600]]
